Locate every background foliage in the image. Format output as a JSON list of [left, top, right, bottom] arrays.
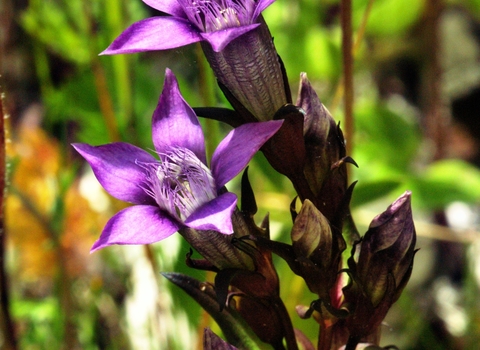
[[2, 0, 480, 348]]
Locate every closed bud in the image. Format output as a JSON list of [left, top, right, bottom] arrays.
[[295, 73, 352, 221], [296, 72, 339, 193], [345, 191, 417, 339], [291, 199, 332, 262], [357, 191, 416, 305], [288, 200, 346, 304]]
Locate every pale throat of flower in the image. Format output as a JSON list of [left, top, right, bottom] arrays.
[[138, 147, 217, 221], [179, 0, 256, 32]]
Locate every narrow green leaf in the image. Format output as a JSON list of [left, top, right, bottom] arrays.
[[162, 273, 271, 350]]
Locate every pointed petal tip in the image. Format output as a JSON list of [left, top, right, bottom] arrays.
[[211, 120, 283, 188], [71, 142, 87, 153], [152, 68, 206, 161], [90, 242, 104, 253]]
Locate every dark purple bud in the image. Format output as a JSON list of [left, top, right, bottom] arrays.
[[345, 191, 417, 339], [295, 73, 352, 222], [296, 73, 343, 194], [357, 191, 416, 305]]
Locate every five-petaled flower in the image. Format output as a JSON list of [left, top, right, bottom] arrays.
[[73, 69, 282, 252], [102, 0, 276, 53]]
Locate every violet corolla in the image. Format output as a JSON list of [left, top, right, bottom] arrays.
[[102, 0, 276, 53], [73, 69, 282, 252], [103, 0, 289, 122]]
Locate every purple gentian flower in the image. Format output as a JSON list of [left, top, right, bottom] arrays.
[[102, 0, 276, 53], [102, 0, 290, 122], [73, 69, 282, 252]]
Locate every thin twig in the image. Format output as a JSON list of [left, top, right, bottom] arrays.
[[331, 0, 375, 113], [341, 0, 354, 162], [423, 0, 446, 161], [0, 84, 17, 350]]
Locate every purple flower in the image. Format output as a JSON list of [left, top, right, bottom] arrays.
[[73, 69, 282, 252], [103, 0, 276, 53]]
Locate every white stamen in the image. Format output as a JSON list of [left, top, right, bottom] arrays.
[[139, 148, 217, 221], [180, 0, 256, 32]]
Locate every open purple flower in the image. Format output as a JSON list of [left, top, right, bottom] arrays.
[[102, 0, 290, 122], [73, 69, 282, 252], [102, 0, 276, 53]]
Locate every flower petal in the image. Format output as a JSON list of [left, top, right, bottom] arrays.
[[184, 192, 237, 234], [200, 23, 260, 52], [101, 17, 202, 55], [73, 143, 156, 205], [152, 69, 207, 163], [142, 0, 186, 17], [91, 205, 181, 252], [253, 0, 277, 19], [211, 120, 283, 188]]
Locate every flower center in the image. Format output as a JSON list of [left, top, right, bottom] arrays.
[[179, 0, 256, 32], [142, 147, 217, 222]]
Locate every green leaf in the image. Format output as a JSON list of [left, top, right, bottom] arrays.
[[20, 1, 91, 64], [162, 273, 271, 350]]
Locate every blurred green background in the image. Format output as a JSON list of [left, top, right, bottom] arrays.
[[2, 0, 480, 349]]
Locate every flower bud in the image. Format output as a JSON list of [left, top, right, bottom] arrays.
[[296, 73, 353, 222], [291, 199, 332, 262], [344, 191, 417, 339]]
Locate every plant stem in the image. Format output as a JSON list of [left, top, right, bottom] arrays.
[[331, 0, 374, 122], [423, 0, 446, 161], [0, 85, 17, 350], [274, 297, 298, 350], [340, 0, 354, 162]]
